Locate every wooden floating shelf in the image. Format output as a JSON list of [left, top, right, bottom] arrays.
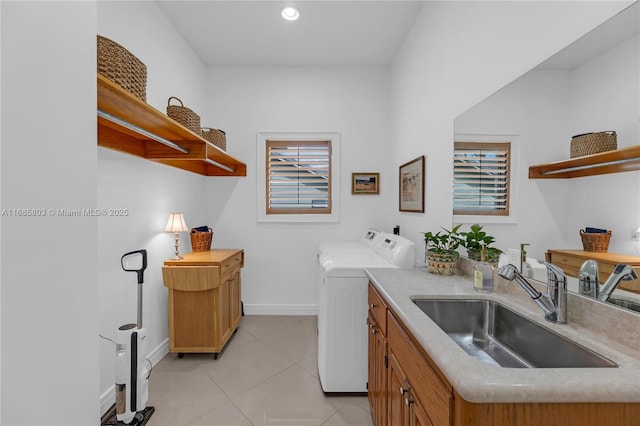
[[529, 145, 640, 179], [97, 74, 246, 177]]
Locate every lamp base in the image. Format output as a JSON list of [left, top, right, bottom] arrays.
[[171, 232, 183, 260]]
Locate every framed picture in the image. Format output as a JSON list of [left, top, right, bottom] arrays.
[[399, 155, 425, 212], [352, 172, 380, 194]]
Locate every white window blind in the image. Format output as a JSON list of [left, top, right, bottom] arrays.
[[266, 140, 331, 215], [453, 142, 510, 216]]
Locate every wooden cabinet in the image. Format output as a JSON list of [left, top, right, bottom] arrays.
[[528, 145, 640, 179], [386, 311, 452, 426], [387, 351, 410, 426], [368, 286, 388, 426], [98, 74, 247, 177], [546, 249, 640, 294], [368, 284, 451, 426], [409, 394, 432, 426], [162, 249, 243, 358], [368, 281, 640, 426]]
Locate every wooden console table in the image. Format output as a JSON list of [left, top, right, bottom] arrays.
[[162, 249, 243, 358], [545, 249, 640, 294]]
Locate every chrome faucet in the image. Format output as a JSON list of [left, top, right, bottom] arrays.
[[578, 260, 599, 298], [597, 264, 638, 302], [498, 262, 567, 323]]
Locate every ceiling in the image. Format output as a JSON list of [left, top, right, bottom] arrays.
[[156, 1, 425, 67]]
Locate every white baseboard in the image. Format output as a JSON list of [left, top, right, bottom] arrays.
[[243, 304, 318, 316], [99, 338, 169, 417], [147, 337, 170, 367]]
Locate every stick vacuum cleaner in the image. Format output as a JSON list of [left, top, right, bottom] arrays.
[[109, 249, 155, 426]]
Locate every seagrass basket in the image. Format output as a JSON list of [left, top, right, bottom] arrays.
[[167, 97, 201, 134], [97, 35, 147, 101], [201, 128, 226, 151], [580, 229, 611, 252], [190, 227, 213, 252], [570, 131, 617, 158]]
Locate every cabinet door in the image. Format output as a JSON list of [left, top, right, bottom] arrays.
[[368, 315, 376, 414], [409, 394, 433, 426], [387, 312, 452, 426], [218, 272, 233, 346], [388, 351, 410, 426], [368, 313, 387, 426], [230, 267, 242, 328]]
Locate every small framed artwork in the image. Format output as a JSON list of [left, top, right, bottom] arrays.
[[351, 173, 380, 195], [399, 155, 425, 212]]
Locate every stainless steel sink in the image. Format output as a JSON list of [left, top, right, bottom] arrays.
[[608, 298, 640, 313], [412, 299, 617, 368]]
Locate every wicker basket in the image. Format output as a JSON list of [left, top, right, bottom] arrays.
[[97, 35, 147, 101], [167, 97, 201, 134], [570, 131, 617, 158], [580, 229, 611, 252], [190, 227, 213, 252], [202, 128, 226, 151]]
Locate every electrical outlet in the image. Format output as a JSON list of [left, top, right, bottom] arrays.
[[632, 229, 640, 241], [507, 248, 521, 270]]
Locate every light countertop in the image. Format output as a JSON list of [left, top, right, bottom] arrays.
[[366, 266, 640, 404]]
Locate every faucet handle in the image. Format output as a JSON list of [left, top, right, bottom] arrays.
[[541, 261, 567, 286], [578, 259, 599, 298]]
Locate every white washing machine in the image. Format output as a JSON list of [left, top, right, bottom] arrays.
[[317, 228, 384, 254], [317, 232, 415, 393]]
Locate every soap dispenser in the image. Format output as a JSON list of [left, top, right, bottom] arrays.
[[520, 243, 532, 278], [474, 246, 494, 293]]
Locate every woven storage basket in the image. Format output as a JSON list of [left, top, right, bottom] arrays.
[[97, 35, 147, 101], [580, 229, 611, 252], [167, 97, 201, 134], [190, 228, 213, 252], [570, 131, 617, 158], [202, 128, 226, 151]]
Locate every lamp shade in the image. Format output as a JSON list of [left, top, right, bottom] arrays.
[[164, 213, 189, 233]]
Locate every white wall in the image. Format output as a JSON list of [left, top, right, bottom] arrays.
[[565, 35, 640, 254], [455, 70, 572, 258], [390, 1, 633, 256], [203, 67, 395, 314], [1, 2, 99, 424], [1, 2, 3, 421], [96, 0, 209, 415]]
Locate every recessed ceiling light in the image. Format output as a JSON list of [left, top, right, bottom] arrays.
[[281, 5, 300, 21]]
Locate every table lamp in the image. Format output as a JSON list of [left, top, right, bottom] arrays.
[[165, 212, 189, 260]]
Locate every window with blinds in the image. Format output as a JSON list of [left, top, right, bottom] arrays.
[[453, 142, 510, 216], [266, 140, 331, 215]]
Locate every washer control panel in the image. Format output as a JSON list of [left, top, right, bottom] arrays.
[[374, 234, 415, 268]]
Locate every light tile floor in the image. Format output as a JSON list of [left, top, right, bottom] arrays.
[[147, 315, 373, 426]]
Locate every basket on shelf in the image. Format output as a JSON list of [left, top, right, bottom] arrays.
[[201, 128, 226, 151], [580, 229, 611, 252], [167, 97, 201, 134], [97, 35, 147, 101], [190, 227, 213, 252], [570, 131, 617, 158]]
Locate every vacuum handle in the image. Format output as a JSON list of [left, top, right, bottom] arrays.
[[121, 249, 148, 284]]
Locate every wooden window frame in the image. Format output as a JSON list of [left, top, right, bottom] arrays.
[[453, 141, 511, 216], [257, 132, 341, 223]]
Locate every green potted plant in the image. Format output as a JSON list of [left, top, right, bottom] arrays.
[[459, 224, 502, 265], [423, 224, 462, 275]]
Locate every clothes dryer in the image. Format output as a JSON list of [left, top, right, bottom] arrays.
[[317, 233, 414, 393]]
